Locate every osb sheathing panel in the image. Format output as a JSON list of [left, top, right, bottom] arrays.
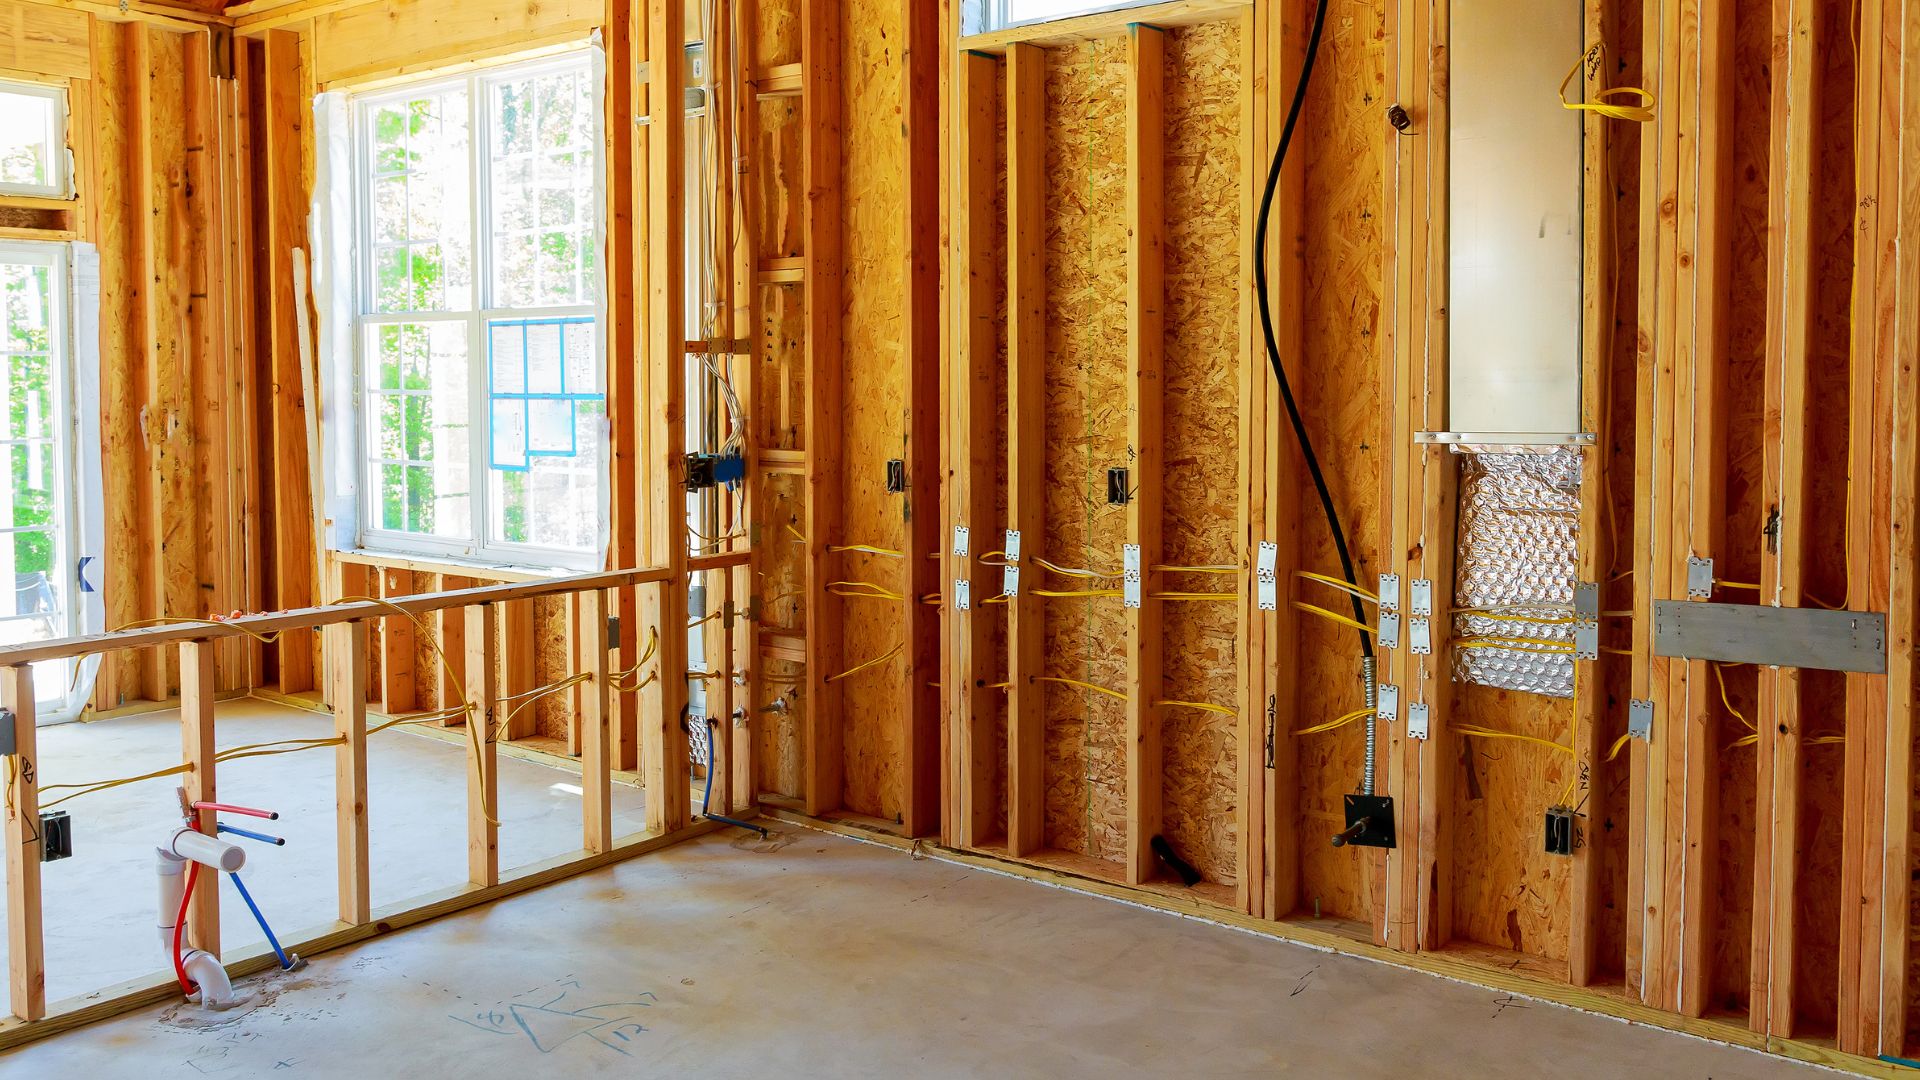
[[533, 595, 571, 741], [757, 98, 805, 261], [1708, 0, 1772, 1011], [1293, 0, 1388, 921], [1041, 38, 1129, 863], [1596, 0, 1643, 974], [1448, 683, 1574, 961], [1158, 20, 1243, 888], [837, 0, 907, 822], [754, 0, 800, 69], [759, 283, 806, 450], [758, 657, 805, 797], [760, 471, 808, 634]]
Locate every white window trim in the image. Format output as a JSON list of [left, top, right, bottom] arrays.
[[345, 50, 606, 572], [0, 80, 72, 199]]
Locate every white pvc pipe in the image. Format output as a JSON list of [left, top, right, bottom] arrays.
[[182, 949, 246, 1010], [155, 849, 185, 951], [168, 827, 246, 873]]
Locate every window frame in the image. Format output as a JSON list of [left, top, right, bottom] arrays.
[[969, 0, 1165, 32], [0, 240, 85, 717], [348, 50, 605, 571], [0, 79, 72, 199]]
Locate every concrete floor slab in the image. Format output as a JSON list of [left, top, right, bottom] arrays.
[[1, 825, 1825, 1079], [2, 700, 645, 1003]]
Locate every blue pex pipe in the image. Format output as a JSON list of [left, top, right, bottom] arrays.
[[228, 872, 293, 970], [217, 823, 286, 846], [701, 720, 768, 837]]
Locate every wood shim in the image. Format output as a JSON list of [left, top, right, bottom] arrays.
[[837, 0, 907, 822], [1158, 20, 1242, 889], [1041, 37, 1130, 864]]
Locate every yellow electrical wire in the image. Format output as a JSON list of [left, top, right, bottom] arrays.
[[1559, 43, 1656, 123], [689, 610, 721, 629], [39, 762, 194, 810], [336, 592, 488, 822], [827, 580, 907, 601], [1294, 707, 1371, 737], [1033, 588, 1124, 599], [1291, 601, 1376, 635], [1456, 724, 1574, 756], [1154, 564, 1238, 575], [1294, 570, 1377, 604], [1453, 610, 1576, 626], [1036, 676, 1128, 702], [976, 550, 1008, 566], [784, 522, 807, 543], [825, 642, 903, 683], [1158, 699, 1235, 716], [828, 543, 905, 558], [1033, 556, 1120, 579], [1607, 732, 1633, 761], [1710, 662, 1756, 732], [1151, 591, 1237, 601], [1715, 579, 1760, 591]]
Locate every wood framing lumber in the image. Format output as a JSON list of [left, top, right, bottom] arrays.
[[1006, 40, 1046, 859], [325, 618, 370, 924], [3, 664, 43, 1021], [465, 604, 500, 886]]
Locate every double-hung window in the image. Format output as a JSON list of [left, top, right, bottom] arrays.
[[351, 51, 604, 568], [964, 0, 1162, 32], [0, 79, 71, 198]]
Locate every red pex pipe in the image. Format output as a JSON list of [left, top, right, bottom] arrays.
[[191, 801, 278, 821], [172, 860, 199, 994]]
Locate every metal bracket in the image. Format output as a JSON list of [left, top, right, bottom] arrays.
[[1407, 701, 1430, 740], [1410, 578, 1433, 618], [1004, 529, 1023, 563], [1122, 545, 1143, 610], [1686, 556, 1714, 599], [1573, 581, 1600, 661], [952, 525, 970, 558], [1378, 611, 1401, 650], [954, 580, 972, 611], [1409, 617, 1432, 656], [1002, 564, 1021, 598], [1378, 573, 1401, 612], [1256, 542, 1279, 611], [1628, 698, 1654, 741], [1375, 683, 1399, 722]]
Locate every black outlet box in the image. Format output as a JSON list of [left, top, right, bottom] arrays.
[[1334, 794, 1396, 849], [885, 459, 907, 494], [40, 810, 71, 862], [1544, 807, 1574, 856], [1107, 467, 1130, 506]]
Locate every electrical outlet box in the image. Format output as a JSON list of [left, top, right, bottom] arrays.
[[0, 707, 13, 757], [1335, 794, 1396, 849], [1544, 807, 1574, 856], [885, 459, 907, 493], [1107, 468, 1130, 506], [40, 810, 71, 862]]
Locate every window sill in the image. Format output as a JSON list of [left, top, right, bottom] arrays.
[[330, 547, 594, 584]]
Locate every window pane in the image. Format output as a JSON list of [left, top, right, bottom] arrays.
[[365, 321, 471, 539], [488, 66, 595, 307], [489, 398, 603, 551], [364, 87, 471, 313], [0, 253, 63, 636], [485, 317, 601, 552], [0, 87, 57, 191]]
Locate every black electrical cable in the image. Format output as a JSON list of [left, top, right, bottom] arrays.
[[1252, 0, 1370, 663]]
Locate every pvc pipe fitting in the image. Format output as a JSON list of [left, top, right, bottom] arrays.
[[168, 828, 247, 873], [182, 949, 248, 1010]]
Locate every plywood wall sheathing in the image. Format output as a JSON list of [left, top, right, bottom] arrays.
[[1040, 37, 1129, 866], [1293, 0, 1388, 927], [1158, 20, 1242, 891], [945, 48, 1005, 848], [836, 0, 907, 824]]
